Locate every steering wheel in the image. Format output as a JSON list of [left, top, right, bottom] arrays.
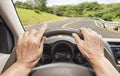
[[2, 28, 116, 76]]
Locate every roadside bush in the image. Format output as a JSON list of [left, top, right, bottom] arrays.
[[34, 9, 41, 14], [102, 13, 113, 21]]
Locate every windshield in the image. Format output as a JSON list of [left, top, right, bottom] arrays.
[[13, 0, 120, 38]]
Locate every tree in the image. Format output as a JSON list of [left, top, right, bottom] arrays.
[[15, 1, 33, 9], [102, 13, 113, 21], [34, 0, 47, 12], [26, 0, 34, 7], [15, 1, 23, 8], [49, 5, 60, 15]]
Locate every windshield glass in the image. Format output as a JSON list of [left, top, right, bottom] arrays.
[[13, 0, 120, 38]]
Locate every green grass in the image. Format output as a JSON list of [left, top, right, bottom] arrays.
[[16, 8, 64, 25], [113, 18, 120, 22]]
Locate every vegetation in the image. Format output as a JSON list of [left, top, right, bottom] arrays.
[[16, 8, 63, 25], [15, 1, 33, 9], [15, 1, 120, 22], [34, 0, 48, 12], [49, 2, 120, 22]]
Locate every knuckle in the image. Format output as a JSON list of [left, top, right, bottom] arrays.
[[76, 41, 82, 45], [25, 31, 29, 34], [31, 29, 37, 32], [29, 29, 37, 35], [96, 34, 102, 39], [32, 39, 39, 45], [27, 40, 38, 46], [80, 27, 85, 31], [98, 34, 103, 38]]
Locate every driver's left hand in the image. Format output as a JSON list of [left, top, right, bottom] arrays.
[[16, 24, 47, 69]]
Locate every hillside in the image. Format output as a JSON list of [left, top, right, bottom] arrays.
[[16, 8, 64, 25]]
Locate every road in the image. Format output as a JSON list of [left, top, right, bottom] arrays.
[[25, 18, 120, 38]]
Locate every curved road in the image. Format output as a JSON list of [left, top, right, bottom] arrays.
[[25, 18, 120, 38]]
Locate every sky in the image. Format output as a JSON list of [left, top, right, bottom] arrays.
[[13, 0, 120, 6]]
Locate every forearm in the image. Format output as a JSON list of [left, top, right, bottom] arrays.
[[91, 58, 120, 76], [1, 62, 32, 76]]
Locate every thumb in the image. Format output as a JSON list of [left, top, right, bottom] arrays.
[[38, 36, 46, 58], [72, 33, 83, 46], [72, 33, 85, 54]]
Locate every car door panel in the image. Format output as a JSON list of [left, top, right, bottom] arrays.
[[0, 0, 25, 73]]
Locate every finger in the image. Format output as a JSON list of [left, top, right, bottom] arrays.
[[36, 24, 47, 39], [87, 28, 93, 32], [16, 34, 24, 50], [72, 33, 86, 55], [79, 28, 89, 39], [38, 36, 46, 57], [72, 33, 83, 46], [28, 29, 37, 35], [80, 27, 89, 33], [92, 30, 98, 35], [87, 28, 98, 35], [33, 37, 46, 63], [40, 36, 46, 48], [16, 34, 24, 59], [23, 31, 29, 37], [17, 34, 24, 42], [98, 34, 103, 39], [98, 34, 104, 44]]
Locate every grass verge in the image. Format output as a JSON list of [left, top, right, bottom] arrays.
[[16, 8, 64, 25]]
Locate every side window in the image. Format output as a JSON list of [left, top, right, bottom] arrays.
[[0, 16, 14, 54]]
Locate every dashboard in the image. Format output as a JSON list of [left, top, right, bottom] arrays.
[[33, 37, 120, 72], [35, 37, 91, 68], [105, 38, 120, 72], [2, 36, 120, 75]]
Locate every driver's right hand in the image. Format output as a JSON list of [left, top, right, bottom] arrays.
[[72, 28, 105, 65]]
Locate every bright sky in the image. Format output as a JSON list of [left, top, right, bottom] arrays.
[[13, 0, 120, 6]]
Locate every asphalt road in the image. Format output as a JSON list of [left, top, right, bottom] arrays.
[[25, 18, 120, 38]]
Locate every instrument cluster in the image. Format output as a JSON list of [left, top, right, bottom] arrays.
[[36, 40, 91, 68]]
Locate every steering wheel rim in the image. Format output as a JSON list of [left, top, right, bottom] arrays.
[[29, 28, 95, 76], [2, 28, 116, 76], [29, 63, 95, 76], [44, 27, 83, 38]]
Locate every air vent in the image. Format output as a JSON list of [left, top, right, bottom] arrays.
[[108, 42, 120, 65]]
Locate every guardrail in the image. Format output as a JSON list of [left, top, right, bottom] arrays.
[[95, 18, 120, 31]]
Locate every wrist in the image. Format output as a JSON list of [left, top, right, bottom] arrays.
[[89, 57, 107, 66], [91, 57, 110, 70], [16, 59, 35, 68], [1, 61, 32, 76], [89, 57, 120, 76], [15, 61, 32, 72]]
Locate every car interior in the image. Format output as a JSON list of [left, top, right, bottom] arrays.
[[0, 0, 120, 76]]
